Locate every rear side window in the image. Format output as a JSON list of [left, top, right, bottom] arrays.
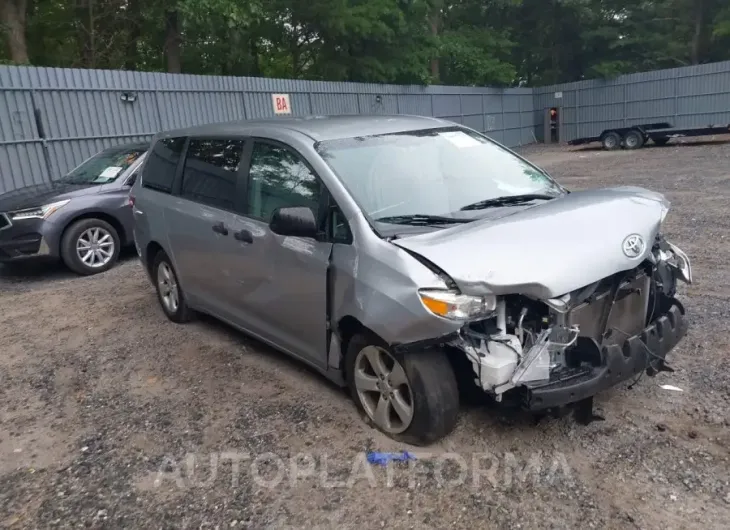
[[181, 138, 245, 210], [142, 137, 186, 193]]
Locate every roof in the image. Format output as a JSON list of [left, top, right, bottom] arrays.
[[157, 115, 453, 142]]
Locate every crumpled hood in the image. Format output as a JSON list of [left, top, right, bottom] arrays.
[[393, 186, 669, 299]]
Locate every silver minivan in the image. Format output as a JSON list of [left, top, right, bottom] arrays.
[[132, 115, 691, 445]]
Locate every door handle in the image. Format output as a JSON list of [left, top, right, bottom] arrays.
[[212, 222, 229, 236], [234, 229, 254, 243]]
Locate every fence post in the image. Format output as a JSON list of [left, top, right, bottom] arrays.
[[481, 92, 486, 133], [674, 69, 680, 125]]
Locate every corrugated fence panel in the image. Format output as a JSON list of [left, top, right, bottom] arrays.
[[534, 60, 730, 142], [157, 91, 244, 130], [0, 90, 38, 142], [0, 143, 49, 194], [6, 61, 730, 193]]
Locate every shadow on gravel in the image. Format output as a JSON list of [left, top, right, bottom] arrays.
[[193, 310, 349, 396], [0, 247, 138, 284]]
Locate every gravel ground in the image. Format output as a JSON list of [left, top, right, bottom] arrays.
[[1, 138, 729, 530]]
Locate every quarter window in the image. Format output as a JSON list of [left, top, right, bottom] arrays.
[[247, 142, 321, 222], [142, 137, 186, 193], [181, 138, 245, 210]]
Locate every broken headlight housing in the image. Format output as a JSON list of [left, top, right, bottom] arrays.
[[418, 289, 497, 321]]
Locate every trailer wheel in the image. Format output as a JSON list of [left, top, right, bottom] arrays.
[[601, 132, 621, 150], [653, 137, 670, 146], [623, 130, 645, 150]]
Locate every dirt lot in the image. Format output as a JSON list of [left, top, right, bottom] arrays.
[[1, 138, 729, 529]]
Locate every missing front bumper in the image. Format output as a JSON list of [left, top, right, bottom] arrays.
[[523, 298, 688, 411]]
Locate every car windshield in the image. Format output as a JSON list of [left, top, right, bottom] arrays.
[[316, 127, 562, 221], [59, 145, 147, 185]]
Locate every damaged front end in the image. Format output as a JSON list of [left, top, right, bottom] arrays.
[[449, 235, 691, 421]]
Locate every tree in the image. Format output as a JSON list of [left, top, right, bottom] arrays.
[[2, 0, 730, 84], [0, 0, 28, 63]]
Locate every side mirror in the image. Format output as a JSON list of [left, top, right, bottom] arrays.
[[270, 206, 317, 239], [125, 173, 138, 187]]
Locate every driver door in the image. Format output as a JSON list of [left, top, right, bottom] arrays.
[[226, 139, 333, 369]]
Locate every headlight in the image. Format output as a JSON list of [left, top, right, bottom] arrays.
[[418, 289, 496, 321], [10, 199, 70, 220], [659, 203, 669, 224]]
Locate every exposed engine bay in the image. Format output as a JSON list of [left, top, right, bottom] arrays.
[[449, 235, 692, 421]]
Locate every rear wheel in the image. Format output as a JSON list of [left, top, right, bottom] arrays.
[[623, 130, 645, 150], [153, 250, 193, 323], [60, 218, 120, 275], [345, 333, 459, 446], [601, 131, 621, 150]]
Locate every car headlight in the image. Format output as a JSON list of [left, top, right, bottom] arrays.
[[10, 199, 70, 220], [418, 289, 497, 321], [659, 203, 669, 224]]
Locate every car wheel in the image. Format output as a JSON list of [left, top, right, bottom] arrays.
[[153, 250, 193, 323], [60, 218, 120, 276], [345, 333, 459, 446], [601, 131, 621, 150], [623, 130, 645, 150]]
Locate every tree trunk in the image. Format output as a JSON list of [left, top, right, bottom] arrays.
[[124, 0, 141, 70], [428, 0, 441, 82], [429, 18, 439, 82], [164, 9, 182, 73], [691, 0, 704, 64], [75, 0, 95, 68], [0, 0, 29, 64]]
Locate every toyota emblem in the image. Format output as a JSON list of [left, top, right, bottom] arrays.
[[622, 234, 645, 258]]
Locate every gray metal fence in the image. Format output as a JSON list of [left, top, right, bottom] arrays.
[[5, 60, 729, 195], [534, 60, 730, 142], [0, 66, 535, 194]]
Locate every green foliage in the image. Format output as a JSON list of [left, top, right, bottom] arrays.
[[1, 0, 730, 85]]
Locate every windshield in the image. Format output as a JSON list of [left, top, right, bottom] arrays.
[[316, 127, 561, 221], [60, 145, 147, 185]]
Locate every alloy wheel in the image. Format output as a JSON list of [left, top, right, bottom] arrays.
[[76, 227, 115, 268], [354, 346, 414, 434], [157, 262, 179, 314]]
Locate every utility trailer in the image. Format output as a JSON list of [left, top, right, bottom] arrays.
[[568, 122, 730, 150]]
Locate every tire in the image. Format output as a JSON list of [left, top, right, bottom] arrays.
[[653, 136, 670, 146], [601, 131, 621, 151], [345, 333, 459, 446], [60, 218, 121, 276], [152, 250, 193, 323], [623, 130, 645, 150]]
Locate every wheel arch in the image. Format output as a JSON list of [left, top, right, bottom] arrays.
[[59, 211, 127, 249], [144, 240, 165, 277], [335, 315, 386, 380]]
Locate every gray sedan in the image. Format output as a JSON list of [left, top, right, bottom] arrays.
[[0, 142, 148, 275]]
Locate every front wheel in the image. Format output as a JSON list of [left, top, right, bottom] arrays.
[[60, 218, 120, 275], [345, 333, 459, 446]]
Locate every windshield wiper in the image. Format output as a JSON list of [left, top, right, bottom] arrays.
[[460, 193, 557, 211], [375, 214, 472, 226]]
